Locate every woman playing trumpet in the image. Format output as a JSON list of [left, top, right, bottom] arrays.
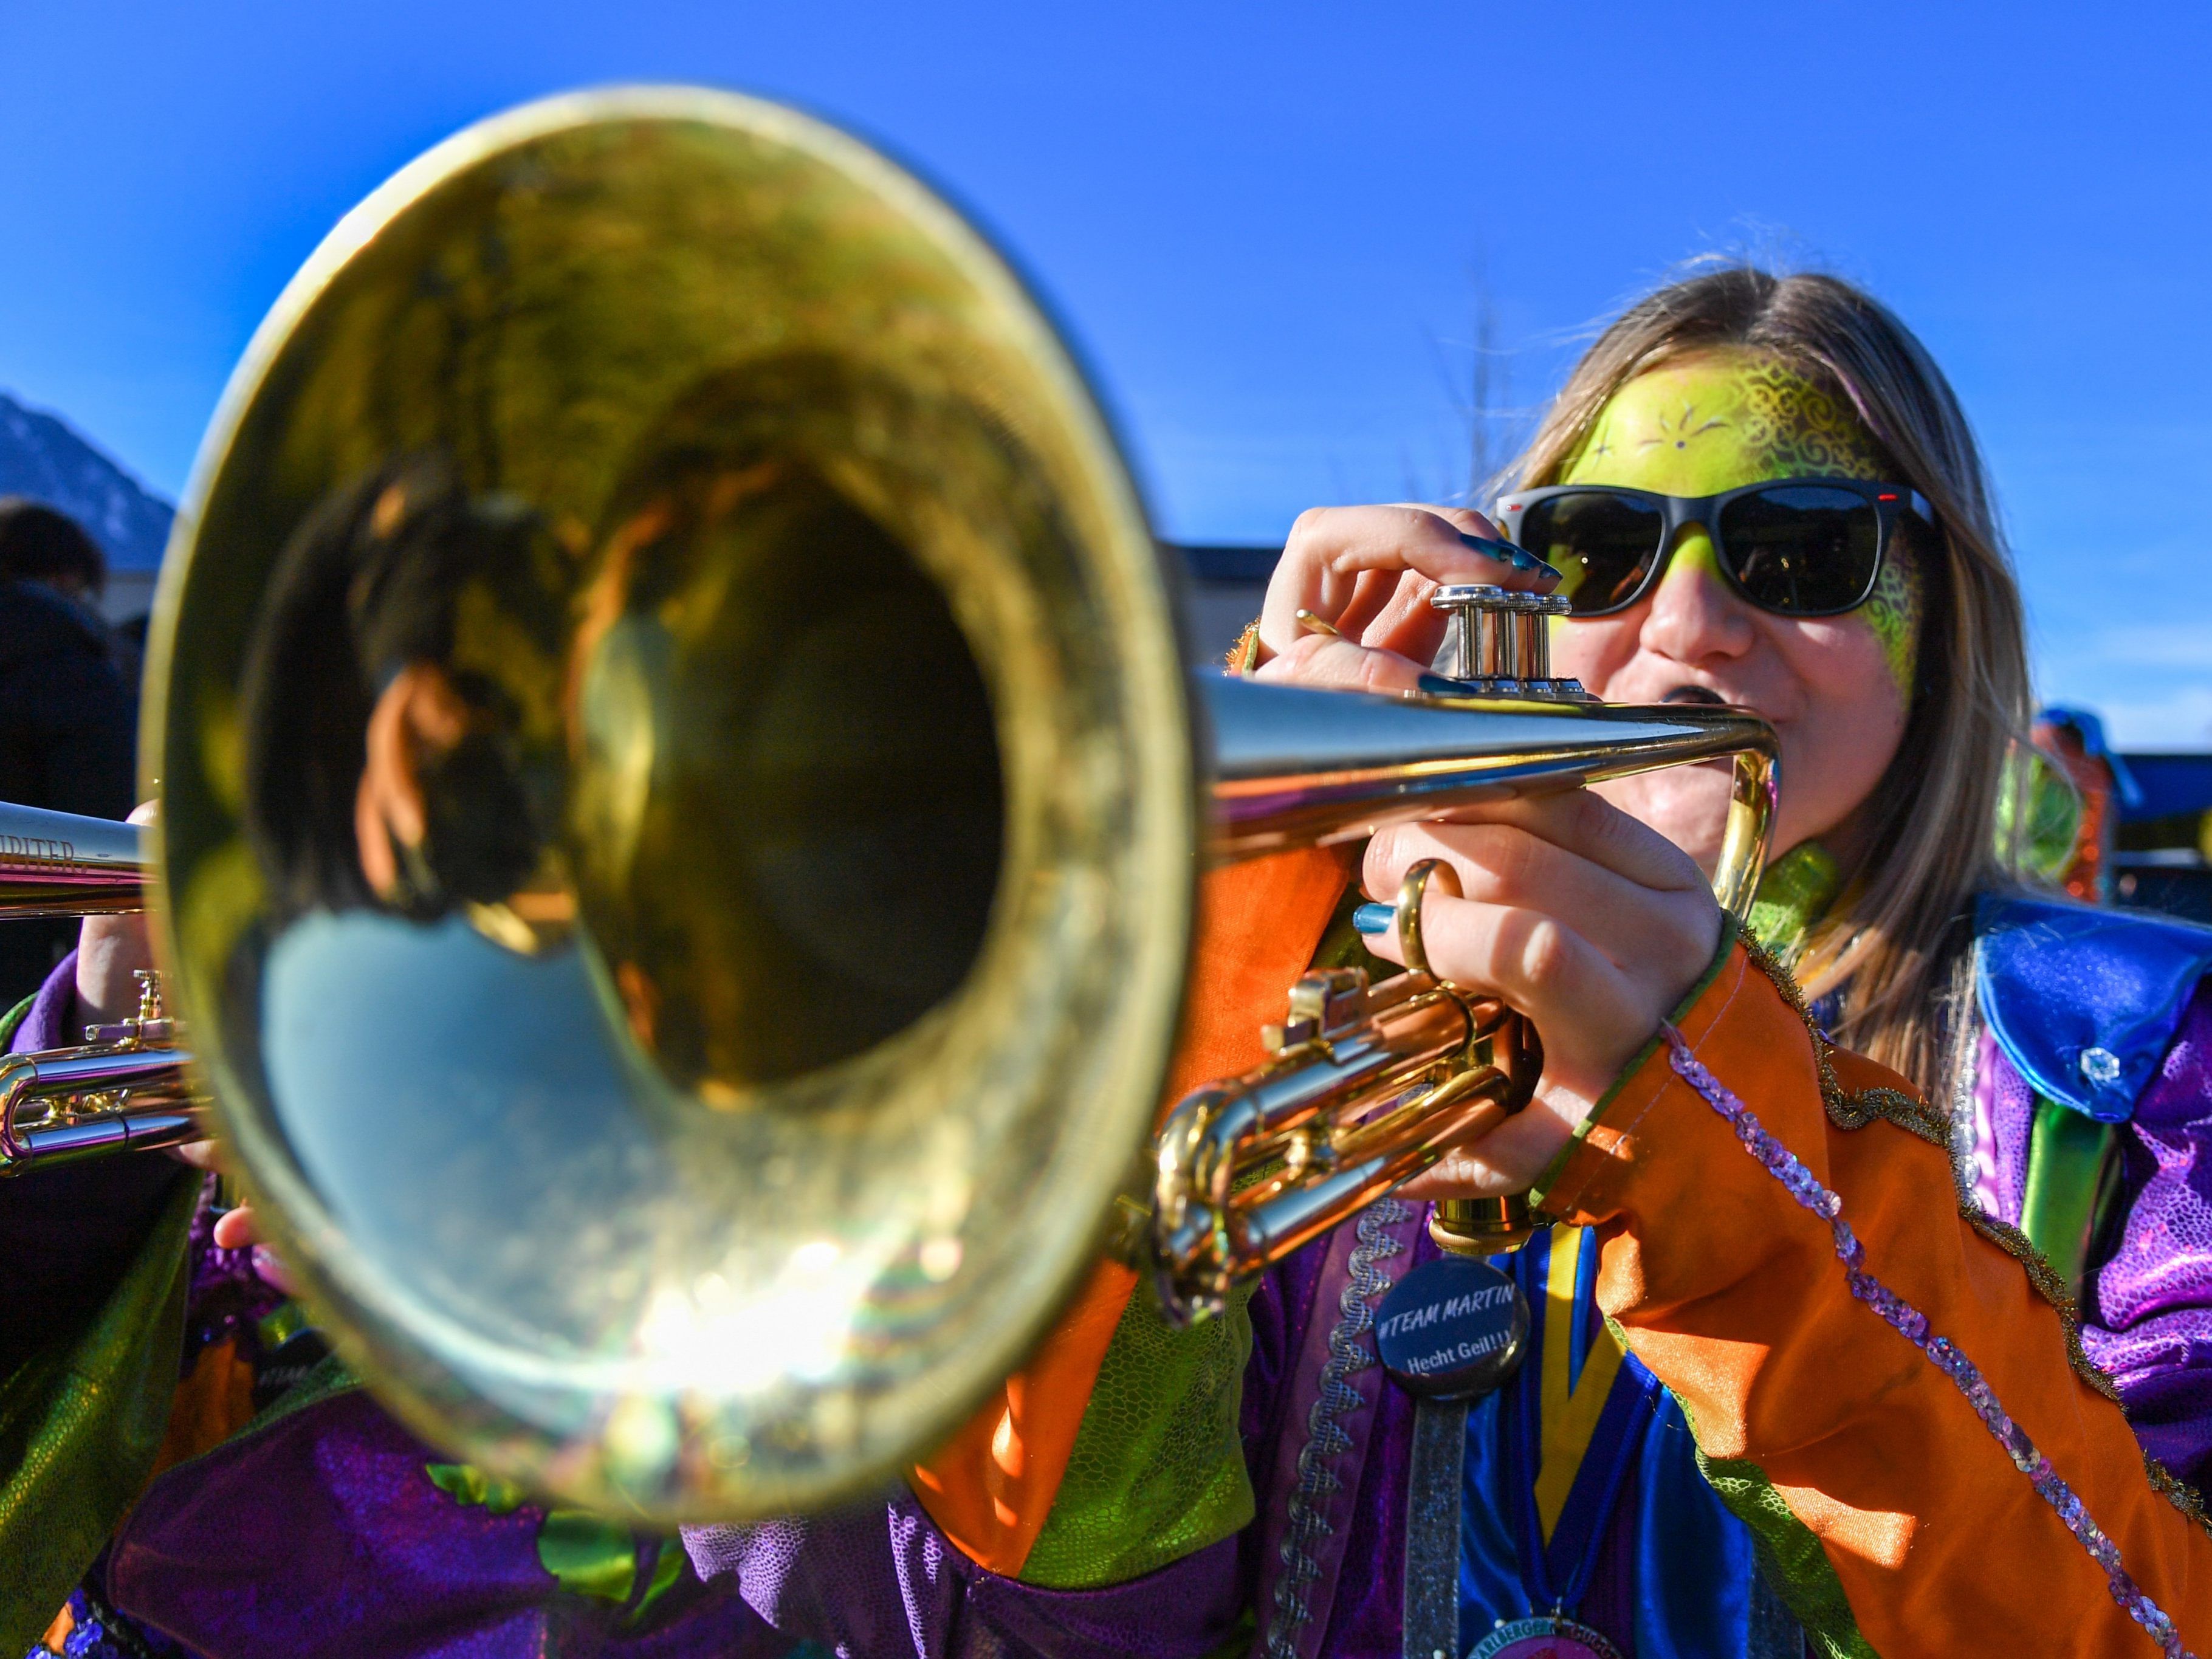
[[690, 265, 2212, 1658], [16, 262, 2212, 1659]]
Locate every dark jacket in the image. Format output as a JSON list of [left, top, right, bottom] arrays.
[[0, 579, 135, 1006]]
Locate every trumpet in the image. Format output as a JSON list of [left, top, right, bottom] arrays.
[[0, 808, 200, 1170], [0, 88, 1774, 1522]]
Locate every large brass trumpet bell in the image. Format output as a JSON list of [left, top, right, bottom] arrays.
[[32, 89, 1774, 1523]]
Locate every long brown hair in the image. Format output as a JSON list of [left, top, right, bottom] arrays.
[[1511, 265, 2036, 1090]]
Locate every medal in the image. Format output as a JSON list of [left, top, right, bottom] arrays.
[[1465, 1613, 1626, 1659]]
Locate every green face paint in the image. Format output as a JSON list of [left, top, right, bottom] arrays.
[[1859, 549, 1924, 697], [1564, 353, 1884, 493], [1561, 352, 1923, 693]]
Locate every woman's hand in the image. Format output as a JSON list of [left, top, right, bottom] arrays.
[[75, 800, 160, 1027], [1359, 794, 1724, 1197], [75, 802, 294, 1291], [170, 1138, 298, 1293], [1251, 504, 1558, 692], [1251, 503, 1712, 1192]]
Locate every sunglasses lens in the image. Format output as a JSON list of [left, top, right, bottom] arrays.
[[1517, 492, 1665, 614], [1716, 486, 1881, 614]]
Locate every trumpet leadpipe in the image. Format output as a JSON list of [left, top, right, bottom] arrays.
[[0, 802, 146, 918], [1203, 674, 1777, 919]]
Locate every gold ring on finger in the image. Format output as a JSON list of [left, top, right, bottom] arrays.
[[1395, 857, 1464, 980]]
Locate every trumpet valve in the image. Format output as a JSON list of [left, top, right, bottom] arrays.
[[1262, 966, 1370, 1053], [1430, 1194, 1540, 1255], [1427, 585, 1587, 701], [83, 970, 177, 1048]]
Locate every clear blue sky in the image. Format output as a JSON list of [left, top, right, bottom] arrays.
[[2, 1, 2205, 741]]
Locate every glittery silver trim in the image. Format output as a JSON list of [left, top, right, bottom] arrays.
[[1266, 1198, 1410, 1659]]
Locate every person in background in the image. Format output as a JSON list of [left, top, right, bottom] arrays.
[[2031, 706, 2137, 904], [0, 499, 137, 1008], [0, 463, 792, 1659]]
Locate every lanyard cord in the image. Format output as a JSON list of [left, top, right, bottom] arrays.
[[1500, 1240, 1663, 1616]]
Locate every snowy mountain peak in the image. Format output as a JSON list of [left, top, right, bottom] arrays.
[[0, 393, 174, 572]]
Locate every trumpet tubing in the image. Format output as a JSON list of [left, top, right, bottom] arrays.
[[0, 1045, 201, 1170], [0, 964, 199, 1174]]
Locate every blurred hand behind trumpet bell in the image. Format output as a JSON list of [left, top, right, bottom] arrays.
[[73, 798, 294, 1293]]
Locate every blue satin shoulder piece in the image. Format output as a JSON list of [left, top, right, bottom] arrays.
[[1974, 892, 2212, 1122]]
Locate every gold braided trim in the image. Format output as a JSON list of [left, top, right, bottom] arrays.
[[1823, 1080, 1949, 1145], [2144, 1454, 2212, 1540], [1963, 1207, 2121, 1406], [1228, 619, 1262, 676], [1734, 934, 2130, 1411], [1739, 937, 1932, 1136]]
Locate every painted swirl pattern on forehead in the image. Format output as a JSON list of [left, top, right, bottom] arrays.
[[1735, 358, 1886, 480]]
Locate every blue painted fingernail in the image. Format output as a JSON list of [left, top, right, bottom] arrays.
[[1458, 532, 1516, 562], [1352, 902, 1395, 935]]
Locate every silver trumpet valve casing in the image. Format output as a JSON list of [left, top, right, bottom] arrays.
[[1429, 583, 1584, 701]]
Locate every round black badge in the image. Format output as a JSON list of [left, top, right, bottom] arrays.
[[1375, 1254, 1528, 1399]]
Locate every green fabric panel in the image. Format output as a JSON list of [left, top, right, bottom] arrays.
[[426, 1460, 529, 1515], [1309, 877, 1380, 975], [0, 1171, 197, 1657], [1696, 1445, 1878, 1659], [2019, 1096, 2115, 1305], [1746, 842, 1843, 964], [536, 1510, 639, 1604], [630, 1538, 687, 1621], [1652, 1345, 1874, 1658], [1018, 875, 1360, 1589], [1018, 1273, 1257, 1589], [236, 1347, 359, 1436]]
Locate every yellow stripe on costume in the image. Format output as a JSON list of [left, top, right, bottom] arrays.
[[1534, 1226, 1627, 1540]]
